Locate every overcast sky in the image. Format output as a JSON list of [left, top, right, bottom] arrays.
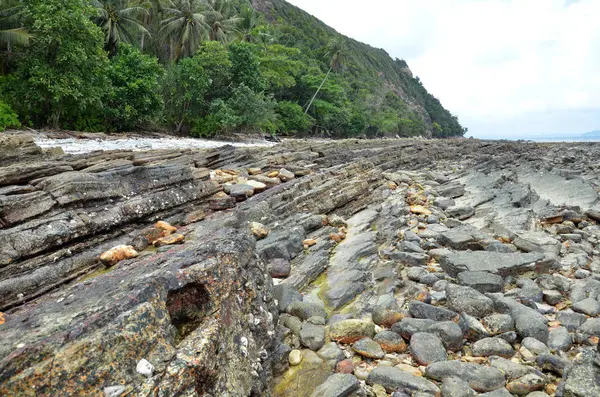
[[286, 0, 600, 138]]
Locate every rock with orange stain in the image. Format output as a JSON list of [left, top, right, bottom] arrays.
[[394, 363, 422, 377], [0, 312, 5, 325], [374, 331, 407, 353], [303, 239, 317, 248], [155, 221, 177, 233], [99, 245, 138, 266], [336, 359, 354, 374], [249, 222, 270, 239], [329, 319, 375, 344], [410, 205, 432, 216], [330, 233, 345, 243], [154, 233, 185, 247]]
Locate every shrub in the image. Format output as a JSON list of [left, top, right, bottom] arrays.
[[161, 56, 210, 133], [104, 45, 164, 131], [275, 100, 312, 134], [0, 100, 20, 131], [4, 0, 109, 128]]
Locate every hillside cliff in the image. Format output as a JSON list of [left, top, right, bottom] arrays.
[[252, 0, 466, 138]]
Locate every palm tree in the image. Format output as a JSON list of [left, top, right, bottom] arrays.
[[91, 0, 150, 56], [0, 0, 30, 49], [304, 37, 346, 114], [204, 0, 240, 43], [234, 4, 257, 42], [159, 0, 211, 61]]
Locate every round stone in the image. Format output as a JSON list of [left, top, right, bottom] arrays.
[[289, 349, 302, 366], [353, 337, 385, 359]]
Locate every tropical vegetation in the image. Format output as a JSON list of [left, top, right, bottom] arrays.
[[0, 0, 466, 138]]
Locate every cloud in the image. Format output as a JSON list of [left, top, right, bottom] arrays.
[[286, 0, 600, 137]]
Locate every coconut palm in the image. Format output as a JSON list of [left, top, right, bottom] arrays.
[[91, 0, 150, 56], [304, 37, 346, 114], [235, 4, 259, 42], [204, 0, 241, 43], [159, 0, 211, 61], [0, 0, 30, 49]]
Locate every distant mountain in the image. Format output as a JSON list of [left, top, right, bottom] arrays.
[[583, 130, 600, 137]]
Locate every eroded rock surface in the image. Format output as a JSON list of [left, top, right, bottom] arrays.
[[1, 134, 600, 396]]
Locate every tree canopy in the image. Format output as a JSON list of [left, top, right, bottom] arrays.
[[0, 0, 466, 138]]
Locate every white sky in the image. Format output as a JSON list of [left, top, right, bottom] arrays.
[[286, 0, 600, 138]]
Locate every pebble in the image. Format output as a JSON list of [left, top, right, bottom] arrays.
[[336, 359, 354, 374], [289, 350, 302, 366], [352, 338, 385, 359], [136, 358, 154, 378], [374, 330, 407, 353], [103, 386, 126, 397], [506, 374, 546, 395], [278, 168, 295, 182], [354, 366, 370, 380]]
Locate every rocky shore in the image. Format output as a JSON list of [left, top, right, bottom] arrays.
[[1, 133, 600, 396]]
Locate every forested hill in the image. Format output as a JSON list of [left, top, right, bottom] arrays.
[[252, 0, 466, 138], [0, 0, 465, 138]]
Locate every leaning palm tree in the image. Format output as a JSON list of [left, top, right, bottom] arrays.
[[91, 0, 150, 56], [159, 0, 211, 61], [204, 0, 240, 43], [0, 0, 30, 49], [304, 37, 347, 114]]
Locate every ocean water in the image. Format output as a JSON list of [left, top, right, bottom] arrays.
[[524, 136, 600, 142]]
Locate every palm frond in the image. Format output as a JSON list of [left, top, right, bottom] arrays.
[[0, 27, 30, 46]]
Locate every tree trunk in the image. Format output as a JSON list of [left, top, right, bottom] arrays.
[[304, 66, 332, 114]]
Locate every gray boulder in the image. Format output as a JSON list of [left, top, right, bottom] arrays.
[[427, 321, 464, 352], [471, 337, 515, 358], [309, 373, 360, 397], [457, 271, 504, 293], [300, 322, 326, 351], [367, 366, 440, 395], [409, 332, 447, 365], [446, 283, 495, 317], [437, 250, 548, 278], [426, 360, 506, 392]]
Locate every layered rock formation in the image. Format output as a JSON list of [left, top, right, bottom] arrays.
[[1, 133, 600, 396]]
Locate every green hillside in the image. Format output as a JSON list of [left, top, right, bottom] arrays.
[[0, 0, 465, 138], [253, 0, 466, 137]]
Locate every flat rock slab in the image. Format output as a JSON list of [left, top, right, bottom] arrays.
[[437, 250, 548, 277], [0, 228, 277, 397]]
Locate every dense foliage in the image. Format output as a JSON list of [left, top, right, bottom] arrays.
[[0, 0, 466, 138]]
